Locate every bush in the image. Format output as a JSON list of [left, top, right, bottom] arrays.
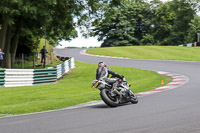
[[140, 34, 154, 45]]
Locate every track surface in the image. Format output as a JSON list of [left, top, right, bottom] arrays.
[[1, 48, 200, 133]]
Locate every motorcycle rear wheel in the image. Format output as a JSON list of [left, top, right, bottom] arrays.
[[100, 89, 119, 107]]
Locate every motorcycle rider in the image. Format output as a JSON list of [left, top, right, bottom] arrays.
[[96, 62, 124, 92]]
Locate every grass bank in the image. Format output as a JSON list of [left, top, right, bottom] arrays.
[[87, 46, 200, 61], [0, 61, 171, 115]]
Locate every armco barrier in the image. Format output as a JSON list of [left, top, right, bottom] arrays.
[[4, 69, 34, 87], [0, 57, 75, 87], [34, 68, 57, 84], [0, 69, 5, 87]]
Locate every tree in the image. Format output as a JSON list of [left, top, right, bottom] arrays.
[[152, 1, 176, 45], [152, 0, 196, 45], [141, 34, 154, 45], [185, 15, 200, 43], [169, 0, 196, 45], [91, 0, 153, 47], [93, 7, 139, 47], [0, 0, 120, 68]]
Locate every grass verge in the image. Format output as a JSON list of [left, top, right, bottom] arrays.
[[87, 46, 200, 61], [0, 114, 6, 117], [0, 61, 171, 115]]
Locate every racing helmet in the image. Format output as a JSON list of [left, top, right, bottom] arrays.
[[98, 62, 106, 67]]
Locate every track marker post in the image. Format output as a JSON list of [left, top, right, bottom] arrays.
[[161, 80, 164, 85], [195, 42, 197, 47]]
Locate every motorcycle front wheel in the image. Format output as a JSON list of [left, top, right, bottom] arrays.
[[100, 89, 119, 107], [130, 90, 138, 104]]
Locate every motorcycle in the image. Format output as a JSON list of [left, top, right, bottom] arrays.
[[91, 77, 138, 107]]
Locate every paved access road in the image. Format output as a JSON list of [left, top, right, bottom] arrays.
[[1, 48, 200, 133]]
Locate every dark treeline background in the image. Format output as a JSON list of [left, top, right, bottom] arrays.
[[0, 0, 200, 68], [0, 0, 120, 68], [91, 0, 200, 47]]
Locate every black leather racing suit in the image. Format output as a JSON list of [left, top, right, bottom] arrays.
[[96, 66, 123, 90]]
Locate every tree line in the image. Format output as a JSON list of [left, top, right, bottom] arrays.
[[91, 0, 200, 47], [0, 0, 200, 68], [0, 0, 120, 68]]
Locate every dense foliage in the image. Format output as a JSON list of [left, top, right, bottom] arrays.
[[91, 0, 200, 47], [0, 0, 200, 68], [0, 0, 120, 68]]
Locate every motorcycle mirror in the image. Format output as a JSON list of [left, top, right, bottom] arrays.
[[129, 84, 131, 87]]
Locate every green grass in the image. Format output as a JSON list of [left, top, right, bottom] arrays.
[[87, 46, 200, 61], [0, 61, 171, 115], [0, 114, 6, 117]]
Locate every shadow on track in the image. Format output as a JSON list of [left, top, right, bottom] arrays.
[[89, 104, 109, 109], [89, 102, 134, 109]]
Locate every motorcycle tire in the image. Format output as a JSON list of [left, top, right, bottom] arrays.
[[100, 89, 119, 107], [130, 91, 138, 104]]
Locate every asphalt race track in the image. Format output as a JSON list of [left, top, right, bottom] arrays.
[[1, 48, 200, 133]]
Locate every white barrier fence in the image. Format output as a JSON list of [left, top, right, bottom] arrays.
[[0, 57, 75, 87]]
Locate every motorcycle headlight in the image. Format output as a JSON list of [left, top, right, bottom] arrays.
[[93, 81, 99, 88]]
